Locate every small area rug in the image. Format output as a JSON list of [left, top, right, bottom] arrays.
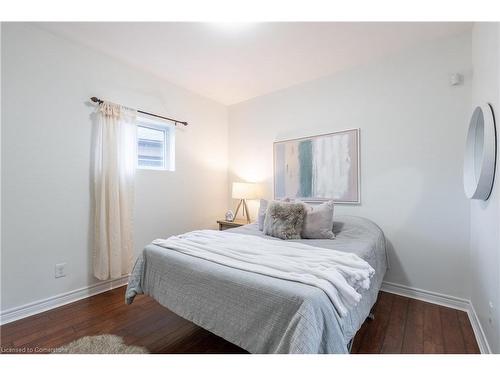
[[54, 334, 149, 354]]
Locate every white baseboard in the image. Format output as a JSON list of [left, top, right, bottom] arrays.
[[381, 281, 491, 354], [0, 275, 129, 325], [466, 301, 492, 354], [381, 281, 470, 311]]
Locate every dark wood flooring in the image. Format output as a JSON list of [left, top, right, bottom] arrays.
[[0, 287, 479, 354]]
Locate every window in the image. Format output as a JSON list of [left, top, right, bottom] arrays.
[[137, 117, 175, 171]]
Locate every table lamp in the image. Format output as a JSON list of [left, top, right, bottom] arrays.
[[232, 182, 259, 223]]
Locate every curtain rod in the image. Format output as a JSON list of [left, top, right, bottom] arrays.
[[90, 97, 188, 126]]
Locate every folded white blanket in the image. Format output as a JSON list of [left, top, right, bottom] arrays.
[[152, 230, 375, 317]]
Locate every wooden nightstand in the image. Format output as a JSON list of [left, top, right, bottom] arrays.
[[217, 219, 247, 231]]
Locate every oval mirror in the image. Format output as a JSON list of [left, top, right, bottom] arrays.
[[463, 104, 496, 200]]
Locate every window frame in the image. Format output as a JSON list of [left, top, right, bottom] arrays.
[[136, 116, 175, 171]]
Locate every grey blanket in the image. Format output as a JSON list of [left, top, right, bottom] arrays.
[[126, 215, 387, 353]]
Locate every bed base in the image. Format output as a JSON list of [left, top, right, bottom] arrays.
[[348, 311, 375, 353]]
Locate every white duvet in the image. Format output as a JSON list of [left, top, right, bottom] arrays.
[[152, 230, 375, 317]]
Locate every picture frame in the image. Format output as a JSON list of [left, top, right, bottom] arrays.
[[273, 128, 360, 204]]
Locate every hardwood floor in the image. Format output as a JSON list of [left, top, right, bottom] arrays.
[[0, 287, 479, 354], [350, 292, 480, 354]]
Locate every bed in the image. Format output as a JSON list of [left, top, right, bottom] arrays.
[[125, 215, 387, 354]]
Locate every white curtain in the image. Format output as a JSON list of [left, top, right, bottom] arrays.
[[93, 101, 137, 280]]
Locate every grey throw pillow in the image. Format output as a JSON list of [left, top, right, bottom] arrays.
[[301, 201, 335, 239], [263, 201, 306, 240]]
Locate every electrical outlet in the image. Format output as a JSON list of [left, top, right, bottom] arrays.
[[55, 263, 66, 278]]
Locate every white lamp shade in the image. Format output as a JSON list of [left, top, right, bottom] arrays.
[[232, 182, 259, 199]]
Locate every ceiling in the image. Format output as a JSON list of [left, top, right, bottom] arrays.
[[39, 22, 472, 105]]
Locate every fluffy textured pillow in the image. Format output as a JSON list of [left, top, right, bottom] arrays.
[[301, 201, 335, 239], [257, 198, 293, 231], [263, 201, 306, 240]]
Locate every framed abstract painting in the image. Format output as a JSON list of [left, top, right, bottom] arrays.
[[273, 128, 360, 204]]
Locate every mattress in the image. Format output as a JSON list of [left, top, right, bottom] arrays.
[[126, 215, 387, 353]]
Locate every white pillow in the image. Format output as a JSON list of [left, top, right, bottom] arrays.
[[257, 199, 268, 231], [301, 201, 335, 239]]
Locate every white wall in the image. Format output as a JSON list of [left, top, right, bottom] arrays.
[[228, 33, 472, 299], [469, 22, 500, 354], [1, 23, 228, 312]]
